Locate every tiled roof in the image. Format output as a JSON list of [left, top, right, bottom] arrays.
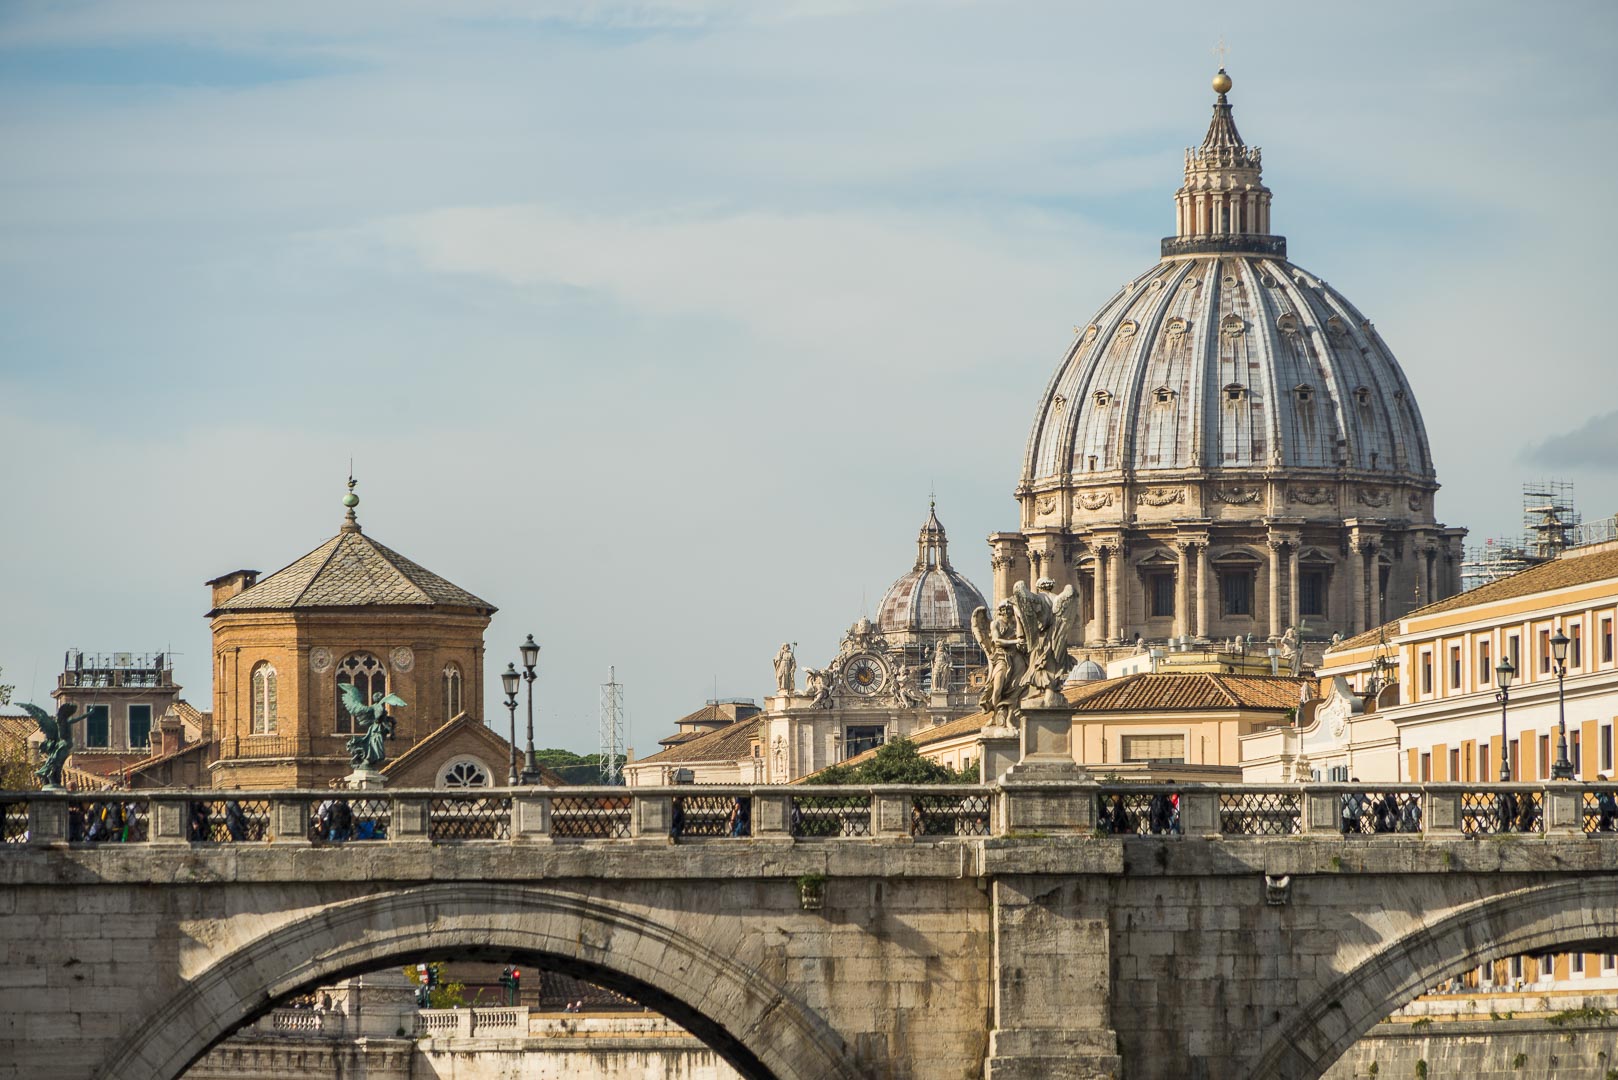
[[381, 712, 565, 787], [634, 716, 764, 766], [126, 737, 212, 773], [1069, 672, 1310, 712], [673, 702, 759, 726], [212, 529, 493, 614], [1334, 544, 1618, 653]]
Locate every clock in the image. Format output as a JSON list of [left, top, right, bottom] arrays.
[[844, 654, 887, 697]]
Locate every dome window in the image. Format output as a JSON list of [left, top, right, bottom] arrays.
[[1294, 384, 1314, 403], [1117, 320, 1139, 338], [1224, 383, 1247, 402], [1276, 313, 1300, 334], [1220, 313, 1246, 337], [1326, 316, 1349, 338], [1164, 316, 1189, 337], [1153, 386, 1177, 405], [1052, 394, 1067, 415], [1093, 390, 1113, 408], [1354, 386, 1372, 407]]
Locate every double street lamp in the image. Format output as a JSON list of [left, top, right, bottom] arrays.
[[501, 663, 521, 785], [518, 634, 542, 785], [1496, 656, 1516, 782], [1551, 628, 1575, 780]]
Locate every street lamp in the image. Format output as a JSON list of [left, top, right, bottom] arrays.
[[1496, 657, 1516, 781], [501, 663, 521, 785], [1550, 628, 1575, 780], [519, 634, 541, 784]]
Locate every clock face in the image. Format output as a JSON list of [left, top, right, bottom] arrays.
[[844, 654, 886, 697]]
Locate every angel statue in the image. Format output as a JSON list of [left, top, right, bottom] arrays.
[[25, 703, 79, 789], [1009, 578, 1080, 706], [804, 667, 834, 710], [339, 684, 407, 770], [972, 601, 1029, 727], [773, 643, 797, 694], [893, 665, 927, 708]]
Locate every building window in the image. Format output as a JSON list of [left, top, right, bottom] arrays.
[[1573, 625, 1583, 668], [85, 704, 110, 748], [1220, 570, 1253, 616], [1450, 748, 1461, 779], [1299, 571, 1327, 617], [1420, 653, 1433, 695], [336, 652, 386, 734], [443, 663, 464, 720], [1480, 642, 1491, 686], [1573, 731, 1582, 773], [1603, 954, 1616, 975], [1121, 734, 1186, 763], [1510, 955, 1524, 981], [1149, 573, 1175, 618], [1573, 952, 1585, 975], [1449, 646, 1461, 690], [1604, 618, 1613, 663], [1510, 739, 1520, 780], [845, 725, 886, 757], [1605, 724, 1614, 772], [1508, 634, 1521, 672], [1420, 753, 1431, 781], [1540, 735, 1551, 779], [1539, 628, 1552, 674], [440, 759, 490, 788], [128, 704, 153, 749], [1480, 744, 1490, 780], [251, 662, 278, 734]]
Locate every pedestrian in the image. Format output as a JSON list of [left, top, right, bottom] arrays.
[[1400, 795, 1423, 833], [188, 801, 210, 842], [1169, 789, 1182, 835], [670, 798, 685, 841], [1373, 792, 1398, 834], [329, 799, 354, 842], [1497, 789, 1519, 834], [1148, 790, 1172, 835], [1517, 795, 1539, 833], [225, 799, 247, 842], [1105, 794, 1131, 835], [1598, 776, 1617, 832]]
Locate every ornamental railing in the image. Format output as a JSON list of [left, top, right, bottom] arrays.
[[1, 783, 1616, 846], [1159, 234, 1287, 259]]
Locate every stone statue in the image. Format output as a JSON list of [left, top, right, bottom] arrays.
[[1133, 635, 1148, 655], [1278, 625, 1302, 676], [1008, 578, 1080, 705], [804, 667, 834, 709], [893, 665, 926, 708], [773, 643, 796, 694], [972, 601, 1029, 727], [340, 685, 406, 769], [25, 703, 79, 789], [929, 641, 950, 693]]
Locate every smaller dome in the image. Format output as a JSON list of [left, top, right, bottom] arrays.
[[876, 505, 989, 636], [1071, 659, 1107, 684]]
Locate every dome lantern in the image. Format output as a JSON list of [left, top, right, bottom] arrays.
[[1166, 69, 1282, 259]]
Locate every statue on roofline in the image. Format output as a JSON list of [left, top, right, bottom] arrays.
[[25, 703, 79, 790], [773, 643, 796, 694]]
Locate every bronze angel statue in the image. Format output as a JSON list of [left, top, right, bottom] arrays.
[[24, 702, 80, 789], [339, 684, 406, 770]]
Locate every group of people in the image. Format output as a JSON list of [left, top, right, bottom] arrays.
[[67, 800, 143, 842], [1339, 783, 1424, 834], [669, 795, 751, 840], [311, 798, 385, 842], [186, 800, 251, 842], [1100, 790, 1182, 835]]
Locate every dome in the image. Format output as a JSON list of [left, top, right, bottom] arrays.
[[877, 505, 988, 636], [1022, 254, 1435, 485], [1071, 659, 1106, 683]]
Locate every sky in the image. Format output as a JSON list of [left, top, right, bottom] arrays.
[[2, 1, 1615, 756]]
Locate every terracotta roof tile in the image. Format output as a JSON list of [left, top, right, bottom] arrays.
[[635, 716, 765, 766], [212, 530, 493, 614]]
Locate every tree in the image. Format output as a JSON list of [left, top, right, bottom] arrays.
[[402, 963, 466, 1010], [0, 666, 12, 705], [816, 738, 973, 785]]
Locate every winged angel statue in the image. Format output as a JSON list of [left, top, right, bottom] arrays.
[[24, 702, 79, 789], [973, 578, 1081, 723], [339, 684, 407, 770]]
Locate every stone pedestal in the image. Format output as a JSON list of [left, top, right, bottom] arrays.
[[997, 700, 1095, 834], [345, 767, 386, 790], [976, 724, 1020, 784]]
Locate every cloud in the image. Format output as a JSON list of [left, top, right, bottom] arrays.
[[1523, 410, 1618, 471]]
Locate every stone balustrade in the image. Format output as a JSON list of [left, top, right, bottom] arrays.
[[1, 782, 1614, 849]]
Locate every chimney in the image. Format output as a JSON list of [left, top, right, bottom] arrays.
[[158, 707, 185, 756], [206, 570, 260, 611]]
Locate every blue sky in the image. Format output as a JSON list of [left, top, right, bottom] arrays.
[[2, 1, 1615, 755]]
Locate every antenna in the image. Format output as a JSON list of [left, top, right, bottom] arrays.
[[599, 667, 624, 784]]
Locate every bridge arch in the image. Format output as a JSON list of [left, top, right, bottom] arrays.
[[98, 881, 863, 1080], [1251, 877, 1618, 1080]]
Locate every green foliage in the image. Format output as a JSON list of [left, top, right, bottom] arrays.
[[0, 666, 12, 705], [402, 963, 466, 1010], [1548, 1005, 1615, 1028], [1368, 1064, 1378, 1077], [1414, 1060, 1427, 1079], [815, 738, 976, 785], [1410, 1017, 1432, 1032], [1512, 1052, 1527, 1068]]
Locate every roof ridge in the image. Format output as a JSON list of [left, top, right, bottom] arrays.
[[288, 533, 351, 608], [1207, 672, 1242, 707], [358, 533, 436, 605]]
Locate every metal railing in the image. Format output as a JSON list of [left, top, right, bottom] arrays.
[[0, 783, 1615, 846]]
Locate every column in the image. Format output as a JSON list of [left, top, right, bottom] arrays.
[[1368, 545, 1383, 627], [1288, 543, 1300, 631], [1108, 545, 1124, 644], [1175, 543, 1190, 640], [1348, 539, 1366, 636], [1094, 553, 1109, 644], [1195, 544, 1209, 642], [1268, 539, 1283, 639]]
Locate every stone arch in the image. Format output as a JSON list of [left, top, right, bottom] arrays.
[[99, 882, 861, 1080], [1250, 878, 1618, 1080]]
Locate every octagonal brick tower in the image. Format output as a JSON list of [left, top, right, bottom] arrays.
[[989, 69, 1464, 648]]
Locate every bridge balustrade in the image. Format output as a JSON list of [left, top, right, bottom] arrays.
[[6, 783, 1618, 846]]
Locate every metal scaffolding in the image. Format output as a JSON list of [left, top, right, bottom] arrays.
[[599, 667, 625, 785]]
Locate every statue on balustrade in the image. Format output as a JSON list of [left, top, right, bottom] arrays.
[[773, 642, 797, 694], [340, 685, 407, 770], [972, 600, 1028, 727], [25, 703, 79, 789], [1008, 578, 1080, 705]]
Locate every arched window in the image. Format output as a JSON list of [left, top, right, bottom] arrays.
[[251, 662, 278, 735], [439, 758, 490, 788], [443, 663, 464, 720], [335, 652, 386, 734]]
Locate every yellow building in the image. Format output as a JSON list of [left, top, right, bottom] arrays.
[[205, 483, 498, 790]]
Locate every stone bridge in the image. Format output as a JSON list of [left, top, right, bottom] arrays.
[[4, 780, 1618, 1080]]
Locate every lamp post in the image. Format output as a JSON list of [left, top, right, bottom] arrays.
[[519, 634, 541, 784], [1551, 628, 1575, 780], [501, 663, 521, 785], [1496, 657, 1516, 781]]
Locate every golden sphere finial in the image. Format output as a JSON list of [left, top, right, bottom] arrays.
[[1212, 68, 1232, 96]]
